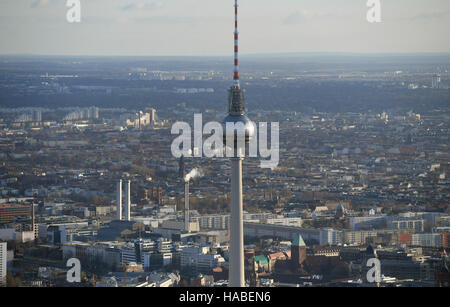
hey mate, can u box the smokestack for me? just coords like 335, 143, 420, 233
125, 180, 131, 221
183, 168, 202, 233
31, 203, 35, 240
117, 180, 123, 220
184, 181, 190, 233
184, 168, 203, 182
138, 111, 141, 130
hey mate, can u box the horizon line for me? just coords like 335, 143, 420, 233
2, 51, 450, 59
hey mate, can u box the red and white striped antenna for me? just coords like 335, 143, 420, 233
233, 0, 240, 90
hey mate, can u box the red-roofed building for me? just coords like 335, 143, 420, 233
399, 146, 416, 155
212, 267, 227, 281
268, 252, 288, 272
442, 233, 450, 249
399, 234, 413, 245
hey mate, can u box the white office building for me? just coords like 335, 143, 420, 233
412, 233, 441, 248
180, 246, 225, 274
194, 214, 230, 230
388, 218, 425, 232
244, 222, 321, 243
349, 215, 387, 230
121, 243, 137, 264
432, 74, 441, 89
320, 228, 343, 246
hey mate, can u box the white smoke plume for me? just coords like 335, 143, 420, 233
185, 168, 203, 182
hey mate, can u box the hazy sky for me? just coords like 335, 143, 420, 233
0, 0, 449, 56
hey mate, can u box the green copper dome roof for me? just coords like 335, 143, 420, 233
293, 234, 306, 247
254, 255, 268, 265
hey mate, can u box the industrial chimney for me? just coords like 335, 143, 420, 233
31, 203, 35, 240
184, 180, 190, 233
116, 180, 123, 220
125, 180, 131, 221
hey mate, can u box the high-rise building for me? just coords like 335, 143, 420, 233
432, 74, 441, 89
63, 107, 99, 121
0, 204, 31, 224
146, 108, 157, 124
89, 106, 100, 119
0, 242, 6, 287
32, 110, 42, 122
15, 113, 32, 123
46, 226, 67, 245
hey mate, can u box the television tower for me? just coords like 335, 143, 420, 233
222, 0, 255, 287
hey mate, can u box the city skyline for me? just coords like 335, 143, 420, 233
1, 0, 450, 56
0, 0, 449, 291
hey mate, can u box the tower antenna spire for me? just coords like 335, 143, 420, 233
233, 0, 240, 89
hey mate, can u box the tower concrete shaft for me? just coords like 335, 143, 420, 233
229, 157, 245, 287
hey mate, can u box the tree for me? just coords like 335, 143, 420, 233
121, 229, 134, 240
330, 262, 350, 278
81, 272, 89, 283
6, 273, 22, 287
91, 195, 111, 206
